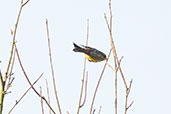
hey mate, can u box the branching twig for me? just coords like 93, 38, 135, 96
124, 79, 133, 114
15, 45, 56, 114
5, 47, 16, 92
108, 56, 123, 72
104, 13, 128, 90
89, 49, 112, 114
45, 19, 61, 114
4, 0, 29, 82
105, 1, 134, 114
105, 1, 119, 114
77, 19, 89, 114
0, 0, 30, 113
8, 74, 43, 114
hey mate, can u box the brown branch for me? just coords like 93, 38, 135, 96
105, 1, 119, 114
45, 79, 51, 114
0, 1, 30, 113
5, 47, 16, 92
77, 19, 89, 114
124, 79, 133, 114
104, 13, 128, 90
77, 57, 86, 114
40, 87, 44, 114
105, 1, 134, 114
4, 0, 29, 82
15, 45, 56, 114
89, 49, 112, 114
118, 56, 124, 65
80, 71, 88, 108
45, 19, 61, 114
8, 74, 43, 114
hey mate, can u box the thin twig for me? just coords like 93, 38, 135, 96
45, 79, 51, 114
80, 72, 88, 108
118, 56, 124, 65
108, 56, 123, 72
110, 1, 118, 114
85, 19, 89, 46
5, 47, 16, 92
40, 87, 44, 114
77, 19, 89, 114
107, 63, 114, 71
8, 74, 43, 114
15, 45, 56, 114
77, 57, 86, 114
45, 19, 61, 114
0, 71, 3, 86
127, 101, 134, 110
98, 106, 102, 114
124, 79, 133, 114
92, 109, 95, 114
89, 49, 112, 114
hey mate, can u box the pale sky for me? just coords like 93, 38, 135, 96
0, 0, 171, 114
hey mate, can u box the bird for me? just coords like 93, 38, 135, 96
73, 43, 107, 62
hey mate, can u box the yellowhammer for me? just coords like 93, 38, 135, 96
73, 43, 107, 62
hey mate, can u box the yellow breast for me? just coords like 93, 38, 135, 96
84, 54, 100, 62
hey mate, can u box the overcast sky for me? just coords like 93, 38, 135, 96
0, 0, 171, 114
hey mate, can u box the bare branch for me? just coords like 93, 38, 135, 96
45, 19, 61, 114
127, 101, 134, 110
104, 13, 128, 90
118, 56, 124, 65
105, 1, 119, 114
15, 45, 56, 114
0, 1, 30, 113
107, 63, 115, 71
80, 72, 88, 108
8, 74, 43, 114
89, 49, 112, 114
5, 48, 16, 92
124, 79, 133, 114
4, 0, 30, 82
21, 0, 30, 7
77, 19, 89, 114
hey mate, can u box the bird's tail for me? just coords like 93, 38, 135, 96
73, 43, 85, 52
